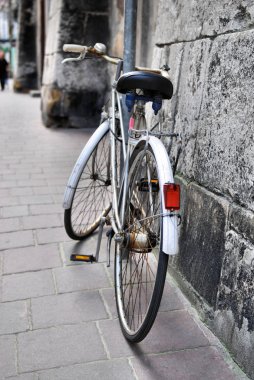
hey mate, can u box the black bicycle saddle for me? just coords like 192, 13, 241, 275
116, 71, 173, 99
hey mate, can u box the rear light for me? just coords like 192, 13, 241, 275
163, 183, 180, 210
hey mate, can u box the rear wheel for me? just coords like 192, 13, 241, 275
115, 141, 168, 342
64, 129, 113, 240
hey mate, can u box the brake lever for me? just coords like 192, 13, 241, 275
62, 50, 87, 64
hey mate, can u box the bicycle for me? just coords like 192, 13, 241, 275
62, 42, 181, 343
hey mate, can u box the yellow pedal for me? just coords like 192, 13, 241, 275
70, 254, 96, 263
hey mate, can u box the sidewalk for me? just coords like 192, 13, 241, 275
0, 91, 248, 380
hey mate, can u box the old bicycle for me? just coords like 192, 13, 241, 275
62, 42, 181, 343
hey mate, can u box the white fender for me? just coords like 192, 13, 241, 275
63, 120, 110, 209
139, 136, 179, 255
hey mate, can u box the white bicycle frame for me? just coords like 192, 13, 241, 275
110, 88, 179, 255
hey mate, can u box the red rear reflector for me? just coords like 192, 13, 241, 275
163, 183, 180, 210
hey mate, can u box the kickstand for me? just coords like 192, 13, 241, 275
106, 228, 115, 267
95, 217, 106, 262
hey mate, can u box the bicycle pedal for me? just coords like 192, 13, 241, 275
70, 254, 96, 263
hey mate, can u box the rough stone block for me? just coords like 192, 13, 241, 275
41, 1, 109, 128
213, 308, 254, 380
177, 182, 228, 307
155, 0, 254, 45
170, 38, 211, 177
149, 43, 184, 137
18, 323, 106, 372
217, 230, 254, 332
194, 31, 254, 210
48, 0, 61, 20
31, 290, 108, 328
42, 55, 57, 85
64, 0, 108, 13
229, 204, 254, 244
44, 11, 61, 55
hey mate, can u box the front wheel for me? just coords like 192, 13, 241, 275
114, 141, 169, 343
64, 125, 113, 240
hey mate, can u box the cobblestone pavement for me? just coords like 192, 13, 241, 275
0, 91, 249, 380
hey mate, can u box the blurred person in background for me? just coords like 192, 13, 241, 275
0, 51, 8, 91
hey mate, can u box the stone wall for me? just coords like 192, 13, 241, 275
150, 1, 254, 377
41, 0, 109, 128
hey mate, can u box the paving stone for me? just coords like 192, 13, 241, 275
1, 205, 29, 218
29, 204, 62, 215
21, 214, 62, 230
0, 196, 19, 207
2, 270, 55, 301
0, 335, 17, 378
54, 264, 111, 293
10, 187, 34, 196
31, 290, 108, 328
3, 173, 30, 180
0, 300, 29, 334
18, 323, 106, 372
98, 310, 209, 358
47, 177, 68, 186
100, 288, 117, 318
0, 189, 10, 196
0, 230, 34, 251
17, 179, 47, 187
0, 218, 21, 233
7, 374, 38, 380
159, 282, 186, 312
3, 244, 61, 274
32, 186, 58, 195
52, 194, 65, 204
0, 180, 16, 189
131, 346, 238, 380
39, 359, 135, 380
102, 278, 186, 318
19, 195, 54, 205
36, 227, 70, 244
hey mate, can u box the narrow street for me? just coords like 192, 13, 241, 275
0, 91, 246, 379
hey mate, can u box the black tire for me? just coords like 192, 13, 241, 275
114, 141, 168, 342
64, 128, 113, 240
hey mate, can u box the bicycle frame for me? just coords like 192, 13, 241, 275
108, 83, 178, 255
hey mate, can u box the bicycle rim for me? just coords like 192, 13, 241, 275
115, 142, 168, 342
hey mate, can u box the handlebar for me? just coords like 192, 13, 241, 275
62, 42, 169, 77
